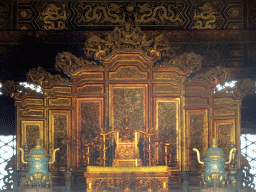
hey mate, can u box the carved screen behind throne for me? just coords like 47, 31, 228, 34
110, 84, 148, 132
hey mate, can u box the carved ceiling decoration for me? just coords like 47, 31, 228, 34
0, 0, 249, 30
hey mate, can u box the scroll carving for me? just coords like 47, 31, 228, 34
84, 22, 170, 60
55, 51, 102, 75
155, 52, 203, 73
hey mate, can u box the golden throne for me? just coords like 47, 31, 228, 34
84, 118, 170, 192
112, 117, 143, 167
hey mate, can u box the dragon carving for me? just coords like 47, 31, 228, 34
77, 3, 125, 24
1, 80, 42, 98
135, 3, 183, 24
84, 22, 171, 60
192, 3, 218, 29
26, 67, 69, 86
40, 4, 67, 30
187, 66, 231, 85
155, 52, 203, 72
55, 51, 102, 75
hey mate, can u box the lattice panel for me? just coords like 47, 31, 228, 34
241, 134, 256, 187
0, 135, 16, 190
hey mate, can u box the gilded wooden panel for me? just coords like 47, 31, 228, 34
215, 120, 235, 158
153, 72, 180, 80
186, 110, 208, 170
49, 111, 70, 170
213, 98, 235, 105
155, 98, 180, 169
20, 109, 44, 117
48, 97, 71, 106
78, 72, 104, 80
153, 84, 180, 94
185, 97, 208, 105
185, 86, 206, 93
21, 99, 44, 106
50, 87, 72, 94
21, 121, 44, 149
85, 172, 168, 192
77, 85, 104, 93
77, 98, 103, 167
214, 108, 235, 116
110, 84, 147, 131
109, 66, 147, 80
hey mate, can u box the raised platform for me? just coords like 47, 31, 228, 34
84, 166, 170, 192
86, 165, 169, 172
